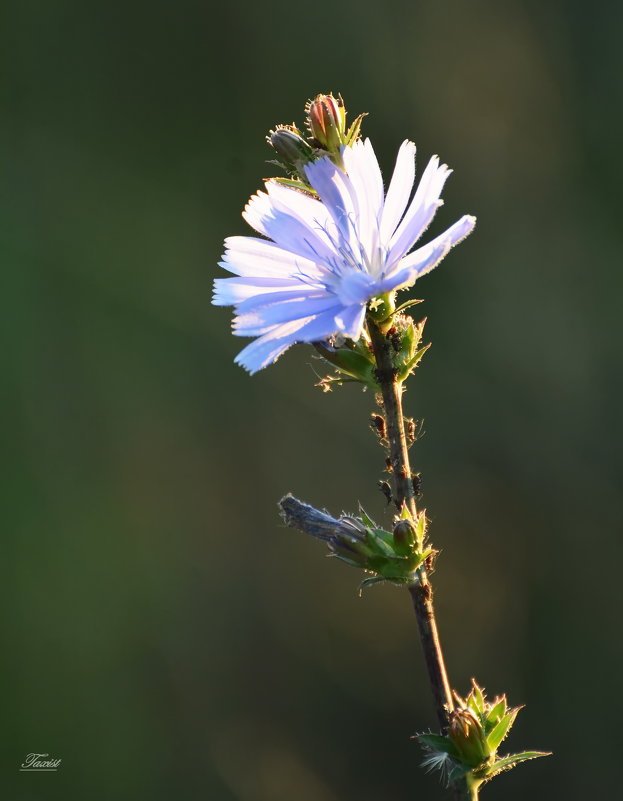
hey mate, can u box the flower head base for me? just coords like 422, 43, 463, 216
214, 134, 476, 373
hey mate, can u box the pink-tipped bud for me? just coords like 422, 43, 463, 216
307, 93, 346, 152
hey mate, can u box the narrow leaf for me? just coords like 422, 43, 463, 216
467, 693, 481, 717
486, 708, 519, 753
484, 751, 551, 781
358, 506, 376, 528
398, 344, 431, 381
358, 576, 386, 593
393, 297, 424, 316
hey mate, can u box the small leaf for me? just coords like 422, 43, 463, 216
417, 734, 459, 759
393, 297, 424, 316
486, 708, 519, 753
483, 751, 551, 781
485, 697, 507, 728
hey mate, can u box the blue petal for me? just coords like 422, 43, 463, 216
303, 156, 360, 250
213, 276, 310, 306
234, 294, 341, 336
243, 190, 336, 264
334, 304, 366, 340
233, 288, 330, 315
234, 311, 344, 373
379, 140, 416, 242
381, 215, 476, 292
341, 139, 385, 259
221, 236, 323, 279
386, 156, 452, 266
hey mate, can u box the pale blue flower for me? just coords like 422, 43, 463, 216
213, 139, 476, 373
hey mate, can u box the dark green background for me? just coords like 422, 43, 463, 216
3, 1, 621, 799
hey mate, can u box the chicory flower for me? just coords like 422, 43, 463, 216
213, 138, 475, 373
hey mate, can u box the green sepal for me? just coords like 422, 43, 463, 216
415, 511, 427, 548
327, 552, 365, 569
373, 547, 434, 581
372, 526, 395, 547
272, 176, 317, 194
397, 344, 431, 382
467, 694, 481, 717
470, 681, 486, 715
358, 575, 387, 592
485, 697, 507, 728
344, 113, 366, 145
313, 341, 378, 391
358, 506, 376, 529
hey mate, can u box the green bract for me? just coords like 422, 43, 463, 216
329, 504, 434, 590
418, 680, 550, 793
314, 310, 431, 392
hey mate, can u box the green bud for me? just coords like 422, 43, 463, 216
393, 519, 417, 555
449, 707, 489, 767
329, 517, 375, 567
267, 125, 314, 171
418, 681, 550, 790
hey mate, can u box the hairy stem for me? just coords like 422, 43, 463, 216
368, 318, 471, 800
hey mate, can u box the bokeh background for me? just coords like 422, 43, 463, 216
3, 1, 622, 798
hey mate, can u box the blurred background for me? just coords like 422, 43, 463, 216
2, 0, 622, 798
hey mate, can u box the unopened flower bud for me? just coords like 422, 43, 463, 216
393, 519, 417, 554
268, 126, 314, 170
449, 708, 489, 767
329, 518, 374, 568
307, 93, 346, 152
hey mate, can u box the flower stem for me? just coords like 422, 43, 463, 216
368, 318, 470, 800
449, 781, 479, 801
368, 318, 454, 731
